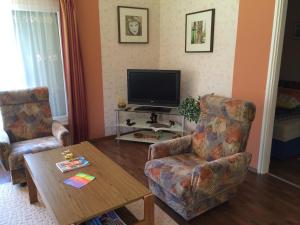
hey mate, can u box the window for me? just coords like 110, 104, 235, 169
0, 0, 67, 127
12, 10, 67, 120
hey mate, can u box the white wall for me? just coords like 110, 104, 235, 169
99, 0, 240, 135
99, 0, 160, 135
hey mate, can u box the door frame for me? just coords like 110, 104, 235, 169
257, 0, 288, 174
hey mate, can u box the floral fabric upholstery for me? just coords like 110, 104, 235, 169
146, 151, 251, 198
0, 87, 52, 143
192, 152, 251, 197
52, 120, 72, 146
199, 94, 255, 122
0, 87, 71, 184
149, 179, 237, 220
148, 135, 192, 160
145, 153, 206, 202
144, 95, 255, 220
9, 136, 62, 171
0, 131, 11, 170
192, 94, 255, 161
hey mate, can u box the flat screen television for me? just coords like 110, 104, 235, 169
127, 69, 181, 107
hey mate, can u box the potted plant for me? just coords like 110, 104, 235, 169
178, 96, 201, 123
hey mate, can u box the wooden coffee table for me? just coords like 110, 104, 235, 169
24, 141, 154, 225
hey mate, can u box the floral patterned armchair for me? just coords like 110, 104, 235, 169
144, 95, 256, 220
0, 87, 71, 184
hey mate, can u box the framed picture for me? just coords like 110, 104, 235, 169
185, 9, 215, 52
118, 6, 149, 44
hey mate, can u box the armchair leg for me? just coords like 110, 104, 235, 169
11, 168, 26, 185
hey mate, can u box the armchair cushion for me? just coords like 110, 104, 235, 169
52, 120, 71, 146
192, 152, 252, 198
148, 135, 192, 160
145, 153, 207, 202
0, 87, 49, 105
192, 95, 256, 161
0, 88, 53, 142
0, 130, 11, 170
200, 95, 256, 122
9, 136, 62, 170
145, 152, 251, 202
192, 117, 251, 161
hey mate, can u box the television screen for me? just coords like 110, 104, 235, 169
127, 69, 180, 107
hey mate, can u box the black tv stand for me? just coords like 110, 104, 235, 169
134, 106, 172, 113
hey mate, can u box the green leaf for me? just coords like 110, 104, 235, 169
178, 96, 201, 123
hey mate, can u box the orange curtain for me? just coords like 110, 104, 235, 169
59, 0, 88, 143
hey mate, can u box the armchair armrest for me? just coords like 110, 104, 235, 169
148, 135, 192, 160
0, 130, 11, 170
52, 120, 71, 146
191, 152, 252, 196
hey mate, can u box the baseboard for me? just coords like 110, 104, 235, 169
268, 173, 300, 190
89, 135, 116, 142
248, 166, 258, 173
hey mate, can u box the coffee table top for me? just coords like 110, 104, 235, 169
24, 141, 150, 225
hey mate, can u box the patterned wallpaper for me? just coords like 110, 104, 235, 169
160, 0, 239, 98
159, 0, 239, 130
99, 0, 160, 135
99, 0, 239, 135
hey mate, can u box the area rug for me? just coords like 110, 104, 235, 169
0, 183, 178, 225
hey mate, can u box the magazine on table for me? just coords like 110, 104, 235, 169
56, 156, 90, 173
85, 210, 126, 225
64, 172, 95, 189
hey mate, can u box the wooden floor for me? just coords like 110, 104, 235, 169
269, 157, 300, 187
1, 137, 300, 225
92, 137, 300, 225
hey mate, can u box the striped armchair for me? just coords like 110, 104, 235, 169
0, 87, 71, 184
145, 95, 256, 220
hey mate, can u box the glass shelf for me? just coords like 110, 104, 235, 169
115, 105, 185, 144
117, 118, 183, 133
115, 105, 180, 116
116, 131, 180, 144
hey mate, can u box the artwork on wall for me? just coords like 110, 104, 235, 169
118, 6, 149, 44
185, 9, 215, 52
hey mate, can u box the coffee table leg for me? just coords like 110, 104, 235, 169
143, 194, 154, 225
25, 165, 38, 204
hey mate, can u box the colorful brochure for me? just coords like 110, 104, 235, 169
64, 172, 95, 189
56, 156, 90, 173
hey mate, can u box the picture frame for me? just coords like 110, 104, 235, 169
117, 6, 149, 44
185, 9, 215, 53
